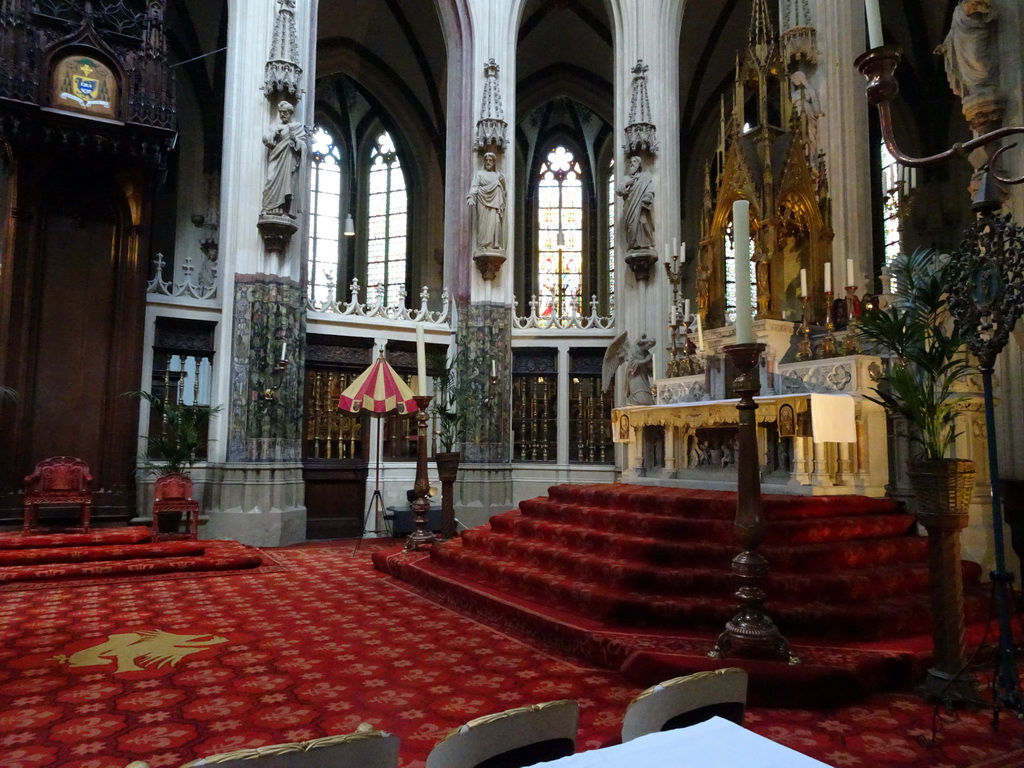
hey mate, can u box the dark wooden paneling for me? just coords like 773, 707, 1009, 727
303, 460, 368, 539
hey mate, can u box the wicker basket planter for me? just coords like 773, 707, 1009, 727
907, 458, 976, 527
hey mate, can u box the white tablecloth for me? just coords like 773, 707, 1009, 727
525, 716, 833, 768
809, 393, 857, 443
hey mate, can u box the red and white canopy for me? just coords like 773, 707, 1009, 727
338, 354, 419, 415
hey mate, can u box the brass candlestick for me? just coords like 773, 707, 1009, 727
710, 343, 798, 664
819, 290, 837, 357
795, 296, 813, 361
406, 394, 435, 551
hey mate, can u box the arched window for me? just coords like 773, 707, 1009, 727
308, 126, 342, 305
537, 146, 583, 317
880, 138, 913, 292
607, 159, 615, 310
724, 219, 757, 324
367, 131, 407, 306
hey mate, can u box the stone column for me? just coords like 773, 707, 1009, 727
202, 0, 317, 546
810, 0, 873, 292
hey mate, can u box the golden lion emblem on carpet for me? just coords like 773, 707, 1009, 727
53, 630, 228, 673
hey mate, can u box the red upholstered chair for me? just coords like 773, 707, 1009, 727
152, 473, 200, 540
23, 456, 94, 533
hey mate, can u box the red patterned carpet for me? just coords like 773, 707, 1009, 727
0, 539, 1022, 767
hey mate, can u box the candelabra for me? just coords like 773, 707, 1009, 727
795, 296, 813, 361
857, 43, 1024, 715
664, 247, 685, 312
710, 343, 799, 665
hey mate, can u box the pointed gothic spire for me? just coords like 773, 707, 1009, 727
624, 60, 658, 155
264, 0, 303, 103
475, 59, 507, 151
747, 0, 777, 69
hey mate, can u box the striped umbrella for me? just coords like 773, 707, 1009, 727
338, 353, 419, 415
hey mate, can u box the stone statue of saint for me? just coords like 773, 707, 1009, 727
262, 101, 307, 218
616, 155, 655, 253
467, 151, 506, 254
602, 331, 656, 406
936, 0, 1000, 103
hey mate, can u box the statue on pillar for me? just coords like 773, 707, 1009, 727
467, 151, 506, 256
617, 154, 655, 255
261, 100, 307, 218
936, 0, 1003, 131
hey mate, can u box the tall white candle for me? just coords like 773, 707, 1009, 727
864, 0, 883, 48
415, 324, 427, 396
681, 242, 686, 264
847, 258, 855, 288
684, 299, 691, 319
800, 268, 808, 298
696, 313, 705, 352
824, 262, 832, 294
732, 200, 753, 344
670, 306, 677, 326
280, 341, 287, 362
491, 358, 496, 378
672, 237, 678, 257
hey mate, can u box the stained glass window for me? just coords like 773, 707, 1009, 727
724, 219, 758, 324
881, 139, 903, 293
537, 146, 583, 318
367, 132, 407, 306
308, 126, 341, 305
607, 160, 615, 311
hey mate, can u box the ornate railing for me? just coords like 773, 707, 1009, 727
147, 253, 218, 300
308, 278, 451, 325
512, 295, 614, 331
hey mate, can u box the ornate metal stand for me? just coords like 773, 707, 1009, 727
946, 193, 1024, 719
710, 343, 799, 664
406, 395, 436, 551
857, 42, 1024, 715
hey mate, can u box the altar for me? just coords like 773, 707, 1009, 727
612, 354, 890, 496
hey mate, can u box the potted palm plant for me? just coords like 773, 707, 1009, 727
429, 349, 467, 539
855, 247, 977, 512
855, 246, 980, 701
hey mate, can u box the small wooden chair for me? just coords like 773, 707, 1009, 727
621, 667, 748, 743
425, 699, 579, 768
152, 472, 200, 540
23, 456, 94, 533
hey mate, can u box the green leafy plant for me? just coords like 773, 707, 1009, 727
129, 390, 221, 475
855, 247, 976, 460
428, 349, 467, 453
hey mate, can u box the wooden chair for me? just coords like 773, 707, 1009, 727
425, 699, 579, 768
22, 456, 93, 533
126, 725, 399, 768
152, 472, 200, 540
620, 667, 748, 743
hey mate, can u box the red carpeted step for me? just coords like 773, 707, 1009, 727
484, 511, 927, 571
0, 526, 152, 549
0, 539, 264, 584
544, 484, 903, 520
0, 541, 205, 566
451, 530, 934, 603
519, 498, 916, 543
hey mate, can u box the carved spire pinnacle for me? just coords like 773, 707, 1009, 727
264, 0, 302, 103
747, 0, 777, 69
475, 58, 507, 151
624, 60, 658, 155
